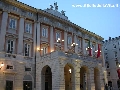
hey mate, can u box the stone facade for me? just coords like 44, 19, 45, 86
0, 0, 106, 90
103, 37, 120, 90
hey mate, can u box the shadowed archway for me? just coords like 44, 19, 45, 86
64, 63, 74, 90
41, 65, 52, 90
80, 66, 89, 90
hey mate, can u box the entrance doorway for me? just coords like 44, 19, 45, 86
80, 66, 88, 90
64, 64, 73, 90
41, 65, 52, 90
6, 80, 13, 90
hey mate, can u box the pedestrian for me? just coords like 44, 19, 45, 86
105, 84, 108, 90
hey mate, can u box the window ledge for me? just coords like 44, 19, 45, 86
3, 70, 17, 75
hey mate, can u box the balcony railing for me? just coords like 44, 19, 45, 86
40, 51, 103, 64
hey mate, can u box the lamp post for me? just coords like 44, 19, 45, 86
55, 38, 64, 51
71, 43, 78, 53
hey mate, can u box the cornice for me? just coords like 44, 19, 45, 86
3, 0, 104, 41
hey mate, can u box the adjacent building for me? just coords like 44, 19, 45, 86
103, 37, 120, 90
0, 0, 107, 90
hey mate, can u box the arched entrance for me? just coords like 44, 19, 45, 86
64, 64, 73, 90
80, 66, 88, 90
23, 75, 33, 90
41, 65, 52, 90
94, 68, 101, 90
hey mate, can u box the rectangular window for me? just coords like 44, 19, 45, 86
68, 36, 72, 45
107, 72, 110, 76
42, 47, 48, 55
25, 67, 31, 71
9, 18, 17, 29
12, 6, 18, 11
24, 43, 30, 57
56, 32, 61, 40
42, 28, 48, 38
25, 23, 32, 34
7, 40, 14, 53
113, 44, 116, 48
115, 52, 117, 57
6, 65, 13, 69
77, 39, 81, 47
28, 12, 33, 17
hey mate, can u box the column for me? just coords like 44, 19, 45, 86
64, 31, 67, 51
74, 64, 80, 90
101, 45, 105, 67
82, 38, 86, 55
74, 35, 78, 53
36, 22, 40, 58
89, 68, 95, 90
50, 26, 54, 52
52, 62, 65, 90
0, 11, 8, 51
17, 17, 24, 55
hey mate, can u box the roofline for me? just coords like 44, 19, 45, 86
4, 0, 104, 40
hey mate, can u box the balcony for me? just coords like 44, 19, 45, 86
0, 51, 34, 63
40, 51, 102, 64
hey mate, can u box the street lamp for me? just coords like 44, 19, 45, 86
56, 38, 64, 43
0, 62, 4, 70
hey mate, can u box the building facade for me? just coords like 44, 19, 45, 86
0, 0, 107, 90
103, 37, 120, 90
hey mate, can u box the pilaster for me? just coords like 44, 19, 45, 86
101, 45, 105, 67
64, 31, 67, 51
74, 63, 80, 90
82, 38, 86, 55
17, 17, 24, 55
90, 68, 95, 90
74, 34, 78, 53
0, 11, 8, 51
50, 26, 54, 52
36, 22, 40, 57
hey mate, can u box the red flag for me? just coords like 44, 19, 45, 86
97, 44, 101, 58
117, 69, 120, 79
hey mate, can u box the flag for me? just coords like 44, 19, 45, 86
88, 40, 92, 56
97, 44, 101, 58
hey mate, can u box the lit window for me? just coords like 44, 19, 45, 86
9, 18, 17, 29
7, 40, 14, 53
56, 32, 61, 40
68, 36, 72, 45
25, 23, 32, 34
42, 47, 48, 55
24, 43, 30, 57
42, 28, 48, 38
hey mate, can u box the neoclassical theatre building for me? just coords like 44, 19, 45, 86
0, 0, 107, 90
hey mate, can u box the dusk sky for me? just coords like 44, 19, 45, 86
18, 0, 120, 40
